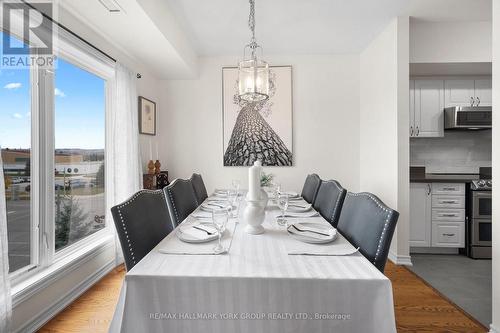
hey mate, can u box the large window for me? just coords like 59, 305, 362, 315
1, 28, 111, 278
54, 59, 105, 251
0, 32, 33, 273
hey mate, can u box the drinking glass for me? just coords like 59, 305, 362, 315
212, 209, 229, 254
277, 193, 289, 227
273, 184, 281, 203
232, 179, 241, 193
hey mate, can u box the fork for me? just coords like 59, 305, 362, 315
291, 224, 331, 237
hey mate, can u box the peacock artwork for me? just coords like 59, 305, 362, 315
222, 66, 293, 166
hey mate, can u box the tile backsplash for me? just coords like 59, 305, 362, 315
410, 130, 491, 174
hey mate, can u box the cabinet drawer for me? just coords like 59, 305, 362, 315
431, 222, 465, 247
432, 195, 465, 209
431, 183, 465, 195
432, 209, 465, 221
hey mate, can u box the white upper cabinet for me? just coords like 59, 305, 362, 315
444, 80, 475, 107
474, 79, 492, 106
445, 78, 492, 107
413, 79, 444, 137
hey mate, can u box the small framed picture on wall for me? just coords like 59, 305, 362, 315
139, 96, 156, 135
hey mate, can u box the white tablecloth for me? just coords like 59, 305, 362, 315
109, 203, 397, 333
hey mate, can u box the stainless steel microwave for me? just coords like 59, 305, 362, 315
444, 106, 492, 130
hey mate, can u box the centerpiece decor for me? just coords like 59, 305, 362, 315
243, 160, 268, 234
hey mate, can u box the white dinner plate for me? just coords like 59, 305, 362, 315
282, 191, 299, 199
176, 222, 221, 243
287, 222, 337, 244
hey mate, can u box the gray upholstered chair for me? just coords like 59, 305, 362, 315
336, 192, 399, 273
190, 173, 208, 204
111, 190, 174, 271
301, 174, 322, 203
313, 179, 347, 228
164, 178, 199, 227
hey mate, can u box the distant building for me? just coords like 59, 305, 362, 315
1, 149, 83, 164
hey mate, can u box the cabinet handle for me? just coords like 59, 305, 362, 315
427, 184, 431, 195
476, 97, 480, 106
470, 96, 474, 106
416, 126, 420, 136
441, 214, 457, 217
441, 200, 457, 204
410, 126, 414, 136
442, 187, 456, 191
443, 233, 455, 237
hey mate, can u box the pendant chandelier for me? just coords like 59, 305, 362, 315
238, 0, 270, 102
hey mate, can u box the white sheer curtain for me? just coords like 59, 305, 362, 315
107, 63, 142, 264
0, 146, 12, 332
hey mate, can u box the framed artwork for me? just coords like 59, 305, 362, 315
222, 65, 293, 166
139, 96, 156, 135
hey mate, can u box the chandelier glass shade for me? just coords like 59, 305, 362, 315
238, 0, 270, 102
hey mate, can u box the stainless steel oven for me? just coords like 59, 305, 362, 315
472, 191, 492, 219
469, 181, 492, 258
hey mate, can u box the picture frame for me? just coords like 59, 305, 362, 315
222, 65, 293, 166
139, 96, 156, 135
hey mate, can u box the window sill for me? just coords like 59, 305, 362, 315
11, 233, 115, 308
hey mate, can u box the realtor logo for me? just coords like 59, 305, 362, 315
1, 0, 56, 68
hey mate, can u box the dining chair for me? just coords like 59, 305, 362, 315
190, 173, 208, 204
111, 190, 174, 271
164, 178, 199, 226
301, 173, 322, 203
336, 192, 399, 273
312, 179, 347, 228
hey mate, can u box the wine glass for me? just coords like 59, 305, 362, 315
212, 209, 229, 254
231, 179, 241, 194
277, 193, 289, 227
273, 183, 281, 202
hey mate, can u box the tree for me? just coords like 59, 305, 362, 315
95, 163, 105, 187
55, 192, 89, 249
24, 158, 30, 176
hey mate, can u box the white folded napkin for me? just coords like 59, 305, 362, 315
286, 231, 359, 256
287, 203, 313, 213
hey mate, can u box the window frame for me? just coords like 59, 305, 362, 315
3, 11, 116, 289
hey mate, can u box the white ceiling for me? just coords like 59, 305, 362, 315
57, 0, 491, 79
165, 0, 492, 55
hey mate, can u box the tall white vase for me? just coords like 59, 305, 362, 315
243, 189, 268, 234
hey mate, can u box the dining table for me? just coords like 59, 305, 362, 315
109, 192, 397, 333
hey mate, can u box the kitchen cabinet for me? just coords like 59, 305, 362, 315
410, 183, 432, 247
444, 78, 492, 107
410, 182, 466, 250
410, 79, 444, 138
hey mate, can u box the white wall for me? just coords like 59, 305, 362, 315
491, 1, 499, 331
159, 55, 360, 194
360, 17, 411, 264
410, 20, 492, 63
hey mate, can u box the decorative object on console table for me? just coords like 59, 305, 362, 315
143, 174, 156, 190
154, 160, 161, 174
147, 160, 155, 175
139, 96, 156, 135
156, 171, 169, 189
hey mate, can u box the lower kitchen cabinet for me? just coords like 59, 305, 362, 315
410, 182, 466, 250
410, 183, 432, 247
431, 221, 465, 247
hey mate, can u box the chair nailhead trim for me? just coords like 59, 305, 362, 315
323, 180, 344, 223
116, 190, 164, 267
166, 179, 189, 225
346, 192, 392, 265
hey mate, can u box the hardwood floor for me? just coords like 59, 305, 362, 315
39, 262, 488, 333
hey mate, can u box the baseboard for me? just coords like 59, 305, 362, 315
490, 324, 499, 333
410, 247, 459, 254
15, 260, 116, 333
388, 251, 413, 266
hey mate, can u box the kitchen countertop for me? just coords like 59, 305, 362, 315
410, 167, 481, 183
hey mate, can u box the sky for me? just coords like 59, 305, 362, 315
0, 32, 105, 150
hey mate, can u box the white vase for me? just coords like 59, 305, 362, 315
243, 189, 269, 234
